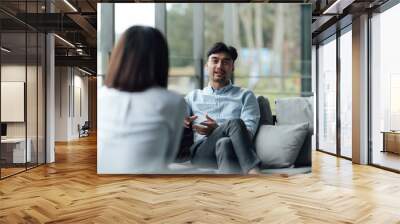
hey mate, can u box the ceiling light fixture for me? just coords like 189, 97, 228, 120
76, 48, 86, 56
78, 67, 93, 76
322, 0, 354, 15
63, 0, 78, 12
54, 34, 75, 48
1, 47, 11, 53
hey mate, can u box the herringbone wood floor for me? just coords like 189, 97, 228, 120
1, 134, 400, 223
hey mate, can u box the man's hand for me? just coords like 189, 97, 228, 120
192, 114, 218, 136
184, 115, 198, 128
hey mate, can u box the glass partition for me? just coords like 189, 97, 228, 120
38, 33, 45, 165
0, 1, 46, 179
27, 30, 38, 169
1, 30, 28, 177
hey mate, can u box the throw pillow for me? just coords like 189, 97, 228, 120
255, 122, 309, 168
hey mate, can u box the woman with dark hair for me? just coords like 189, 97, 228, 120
98, 26, 186, 174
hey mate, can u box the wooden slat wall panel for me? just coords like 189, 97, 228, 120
88, 77, 97, 131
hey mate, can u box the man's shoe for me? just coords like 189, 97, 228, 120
247, 167, 261, 175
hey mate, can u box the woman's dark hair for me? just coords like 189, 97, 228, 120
105, 26, 169, 92
206, 42, 238, 62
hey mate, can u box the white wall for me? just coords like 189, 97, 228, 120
75, 73, 89, 121
55, 66, 68, 141
1, 82, 25, 122
1, 66, 26, 130
55, 67, 89, 141
72, 72, 89, 138
1, 63, 46, 164
1, 65, 39, 137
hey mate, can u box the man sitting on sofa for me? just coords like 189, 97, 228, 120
183, 42, 261, 174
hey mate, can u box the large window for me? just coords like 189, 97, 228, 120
166, 3, 196, 94
203, 3, 224, 88
114, 3, 155, 42
317, 37, 337, 154
107, 3, 311, 104
203, 4, 224, 59
233, 4, 305, 112
316, 26, 353, 159
339, 29, 352, 158
371, 3, 400, 171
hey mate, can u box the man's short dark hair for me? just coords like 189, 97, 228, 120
207, 42, 238, 62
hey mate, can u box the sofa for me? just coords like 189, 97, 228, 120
256, 96, 313, 175
169, 96, 313, 175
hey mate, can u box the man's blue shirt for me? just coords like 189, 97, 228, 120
185, 82, 260, 142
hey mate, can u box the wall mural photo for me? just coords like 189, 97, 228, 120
97, 3, 313, 175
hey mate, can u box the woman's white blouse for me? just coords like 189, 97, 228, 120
98, 86, 186, 174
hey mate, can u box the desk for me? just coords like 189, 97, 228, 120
382, 131, 400, 154
1, 138, 31, 163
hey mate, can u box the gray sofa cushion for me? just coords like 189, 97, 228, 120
275, 97, 313, 133
275, 97, 313, 167
255, 122, 309, 168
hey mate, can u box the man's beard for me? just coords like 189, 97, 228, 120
212, 75, 229, 85
213, 76, 225, 83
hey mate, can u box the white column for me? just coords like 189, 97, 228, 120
46, 33, 55, 163
97, 3, 114, 87
352, 14, 369, 164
